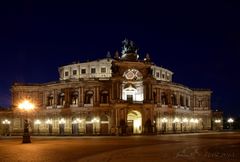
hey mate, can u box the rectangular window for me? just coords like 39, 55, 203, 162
91, 68, 96, 74
73, 70, 77, 75
81, 69, 86, 74
65, 71, 69, 77
156, 72, 160, 78
101, 67, 106, 73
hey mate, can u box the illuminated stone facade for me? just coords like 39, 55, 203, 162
0, 40, 213, 136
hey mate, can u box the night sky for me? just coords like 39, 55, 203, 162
0, 1, 240, 116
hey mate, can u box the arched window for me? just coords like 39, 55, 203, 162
161, 92, 168, 105
100, 90, 109, 104
71, 91, 79, 105
85, 91, 94, 104
180, 95, 184, 106
57, 92, 65, 105
171, 94, 177, 105
153, 92, 157, 104
47, 94, 54, 106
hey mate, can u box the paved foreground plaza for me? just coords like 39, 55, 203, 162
0, 132, 240, 162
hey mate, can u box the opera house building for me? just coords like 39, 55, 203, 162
0, 40, 214, 136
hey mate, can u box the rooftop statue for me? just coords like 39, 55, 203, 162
122, 39, 138, 54
121, 39, 139, 61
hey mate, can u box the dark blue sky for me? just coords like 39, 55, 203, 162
0, 1, 240, 116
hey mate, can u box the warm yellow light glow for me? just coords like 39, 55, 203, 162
2, 119, 11, 124
227, 118, 234, 123
214, 119, 221, 123
194, 119, 199, 123
182, 118, 188, 123
132, 118, 142, 134
135, 119, 141, 127
18, 100, 35, 111
34, 119, 41, 125
173, 118, 180, 123
59, 118, 66, 124
72, 118, 82, 124
127, 110, 142, 134
161, 118, 168, 123
91, 118, 99, 123
190, 118, 194, 123
45, 119, 52, 124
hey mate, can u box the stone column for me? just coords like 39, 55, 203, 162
111, 83, 114, 100
78, 87, 81, 107
109, 86, 112, 103
177, 92, 180, 106
156, 88, 160, 104
54, 89, 57, 108
149, 83, 152, 101
167, 90, 171, 106
64, 88, 70, 108
119, 84, 122, 100
96, 86, 99, 106
116, 82, 119, 100
159, 89, 162, 105
81, 87, 84, 106
144, 82, 147, 102
93, 87, 97, 106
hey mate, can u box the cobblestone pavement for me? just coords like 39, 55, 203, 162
0, 132, 240, 162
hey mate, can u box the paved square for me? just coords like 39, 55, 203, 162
0, 132, 240, 162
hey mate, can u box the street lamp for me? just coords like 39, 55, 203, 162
227, 118, 234, 130
214, 119, 221, 123
72, 118, 81, 135
91, 118, 99, 135
182, 118, 188, 132
214, 119, 221, 131
18, 100, 35, 143
34, 119, 41, 135
194, 119, 199, 132
59, 118, 66, 135
2, 119, 11, 136
190, 118, 195, 132
173, 118, 180, 133
161, 118, 168, 133
45, 119, 53, 135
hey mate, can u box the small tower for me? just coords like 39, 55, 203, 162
114, 51, 120, 60
106, 51, 111, 58
144, 53, 151, 63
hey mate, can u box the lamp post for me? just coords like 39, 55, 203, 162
45, 119, 53, 135
161, 118, 168, 133
182, 118, 188, 132
173, 118, 180, 133
59, 118, 66, 135
214, 119, 221, 131
190, 118, 194, 132
18, 100, 35, 143
2, 119, 11, 136
92, 118, 99, 135
194, 119, 199, 132
227, 118, 234, 130
72, 118, 81, 135
34, 119, 41, 135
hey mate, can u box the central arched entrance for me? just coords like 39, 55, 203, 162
127, 110, 142, 134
